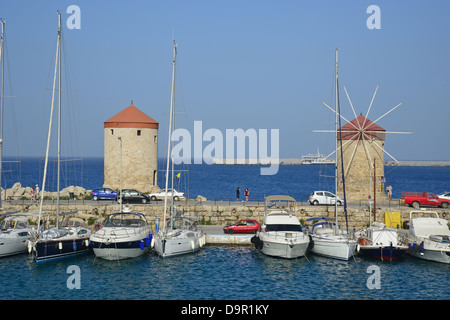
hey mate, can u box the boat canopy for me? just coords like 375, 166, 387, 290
265, 195, 296, 202
306, 216, 334, 222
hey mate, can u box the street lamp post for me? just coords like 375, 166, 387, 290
118, 136, 123, 212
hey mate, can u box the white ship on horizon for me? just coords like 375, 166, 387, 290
301, 149, 335, 165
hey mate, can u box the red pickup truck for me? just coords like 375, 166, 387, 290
400, 192, 450, 208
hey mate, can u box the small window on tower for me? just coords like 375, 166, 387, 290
111, 129, 114, 135
154, 135, 157, 143
137, 130, 141, 136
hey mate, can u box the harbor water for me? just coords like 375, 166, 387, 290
0, 157, 449, 301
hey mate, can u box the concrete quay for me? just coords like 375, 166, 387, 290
3, 199, 449, 231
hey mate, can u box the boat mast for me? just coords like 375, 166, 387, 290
163, 40, 177, 232
56, 11, 62, 228
38, 12, 60, 232
334, 49, 339, 233
0, 19, 5, 209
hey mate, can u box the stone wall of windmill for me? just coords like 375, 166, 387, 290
336, 113, 389, 202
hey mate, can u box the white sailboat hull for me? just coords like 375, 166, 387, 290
256, 232, 309, 259
310, 235, 357, 261
154, 231, 205, 258
0, 237, 29, 257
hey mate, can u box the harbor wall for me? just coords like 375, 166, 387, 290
4, 201, 450, 229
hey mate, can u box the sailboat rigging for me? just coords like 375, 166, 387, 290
153, 40, 205, 258
307, 49, 357, 261
29, 11, 91, 263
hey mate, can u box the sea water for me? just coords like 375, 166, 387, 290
0, 247, 449, 300
0, 158, 449, 301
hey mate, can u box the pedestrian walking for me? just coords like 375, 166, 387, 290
35, 184, 40, 201
244, 188, 249, 202
236, 187, 240, 202
29, 186, 35, 203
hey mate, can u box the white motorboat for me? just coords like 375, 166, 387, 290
251, 195, 309, 259
90, 209, 152, 261
307, 217, 357, 261
0, 212, 38, 257
406, 210, 450, 264
153, 41, 205, 258
356, 222, 408, 261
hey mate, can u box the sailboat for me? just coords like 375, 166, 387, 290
29, 12, 91, 263
153, 41, 205, 258
308, 49, 357, 261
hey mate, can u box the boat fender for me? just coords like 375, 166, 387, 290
150, 237, 155, 248
85, 239, 89, 247
140, 240, 145, 250
356, 244, 360, 252
145, 237, 150, 247
308, 235, 314, 250
59, 242, 63, 250
419, 242, 425, 255
73, 241, 77, 251
27, 240, 32, 253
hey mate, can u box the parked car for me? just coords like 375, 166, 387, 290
90, 188, 117, 201
437, 192, 450, 201
116, 189, 151, 204
148, 189, 185, 201
309, 191, 344, 206
223, 219, 261, 234
400, 192, 450, 208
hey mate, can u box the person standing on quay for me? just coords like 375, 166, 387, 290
245, 188, 249, 202
386, 184, 393, 199
35, 184, 40, 201
236, 187, 240, 202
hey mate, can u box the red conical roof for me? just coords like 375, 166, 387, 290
338, 113, 385, 140
104, 101, 159, 129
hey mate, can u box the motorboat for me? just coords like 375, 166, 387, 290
30, 212, 92, 263
307, 217, 357, 261
90, 209, 152, 261
0, 212, 38, 257
356, 222, 408, 261
405, 210, 450, 264
251, 195, 310, 259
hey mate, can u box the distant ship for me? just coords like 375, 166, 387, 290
302, 149, 335, 165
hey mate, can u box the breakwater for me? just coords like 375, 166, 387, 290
4, 200, 449, 229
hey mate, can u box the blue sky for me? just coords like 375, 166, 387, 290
1, 0, 450, 161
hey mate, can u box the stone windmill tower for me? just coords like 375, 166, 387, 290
336, 112, 387, 201
104, 101, 159, 193
319, 84, 408, 203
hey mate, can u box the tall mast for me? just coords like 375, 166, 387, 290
56, 11, 62, 228
0, 19, 5, 209
163, 40, 177, 232
38, 12, 60, 232
334, 49, 339, 232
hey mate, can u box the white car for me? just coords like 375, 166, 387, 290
309, 191, 344, 206
148, 189, 185, 201
437, 192, 450, 201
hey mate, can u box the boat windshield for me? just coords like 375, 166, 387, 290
266, 224, 303, 232
104, 214, 146, 228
